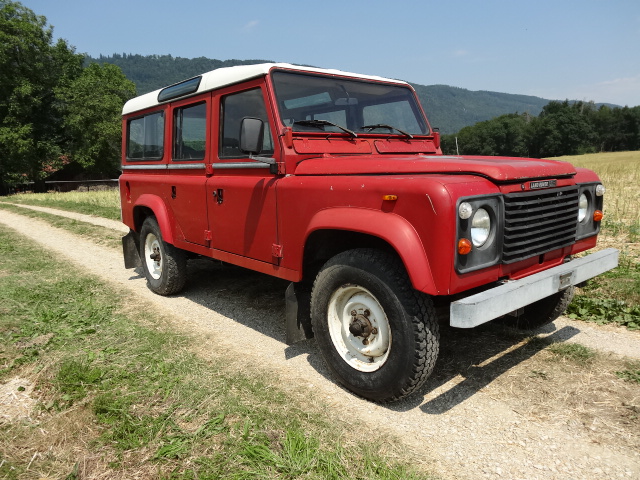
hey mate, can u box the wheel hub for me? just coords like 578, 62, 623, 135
348, 309, 379, 345
150, 248, 161, 262
327, 285, 391, 372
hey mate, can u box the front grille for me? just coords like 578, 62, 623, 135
502, 186, 579, 264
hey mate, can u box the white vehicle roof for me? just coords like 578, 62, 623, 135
122, 63, 408, 115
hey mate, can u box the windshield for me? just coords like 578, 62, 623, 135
271, 71, 429, 136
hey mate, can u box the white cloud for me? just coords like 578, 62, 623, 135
530, 74, 640, 107
452, 49, 469, 57
242, 20, 259, 32
594, 75, 640, 106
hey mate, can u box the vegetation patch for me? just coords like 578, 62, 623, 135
0, 202, 123, 249
0, 189, 121, 221
0, 227, 432, 479
616, 361, 640, 384
547, 342, 597, 364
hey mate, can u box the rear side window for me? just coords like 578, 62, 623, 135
127, 112, 164, 160
173, 102, 206, 160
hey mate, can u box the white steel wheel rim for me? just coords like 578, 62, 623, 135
144, 233, 162, 280
327, 284, 391, 372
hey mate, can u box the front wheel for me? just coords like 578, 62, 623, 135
311, 249, 439, 403
140, 217, 187, 295
505, 286, 575, 330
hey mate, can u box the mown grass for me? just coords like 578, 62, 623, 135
0, 227, 432, 480
0, 202, 123, 249
0, 187, 121, 220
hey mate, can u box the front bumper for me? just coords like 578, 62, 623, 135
450, 248, 619, 328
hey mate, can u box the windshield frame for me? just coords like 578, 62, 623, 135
269, 70, 431, 137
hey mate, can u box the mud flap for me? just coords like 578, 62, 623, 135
285, 282, 314, 345
122, 230, 142, 269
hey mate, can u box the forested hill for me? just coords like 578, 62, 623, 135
88, 54, 552, 134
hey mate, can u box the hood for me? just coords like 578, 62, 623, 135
293, 154, 577, 182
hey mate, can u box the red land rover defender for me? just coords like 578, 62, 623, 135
120, 63, 618, 402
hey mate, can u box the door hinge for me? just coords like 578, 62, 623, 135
272, 244, 283, 259
204, 230, 212, 246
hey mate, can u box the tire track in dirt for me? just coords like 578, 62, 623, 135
1, 206, 639, 480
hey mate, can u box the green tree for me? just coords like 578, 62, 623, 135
529, 101, 596, 157
60, 63, 136, 174
444, 113, 531, 157
0, 0, 83, 189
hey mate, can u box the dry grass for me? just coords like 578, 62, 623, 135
553, 151, 640, 249
493, 342, 639, 451
434, 325, 640, 454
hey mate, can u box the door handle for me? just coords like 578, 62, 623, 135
213, 188, 223, 204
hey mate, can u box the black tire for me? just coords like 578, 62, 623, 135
139, 217, 187, 295
506, 286, 575, 330
311, 249, 439, 403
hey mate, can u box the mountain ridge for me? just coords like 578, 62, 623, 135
88, 54, 614, 134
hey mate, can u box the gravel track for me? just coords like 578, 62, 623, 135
1, 205, 639, 480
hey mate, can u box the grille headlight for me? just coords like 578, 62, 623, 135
471, 208, 491, 247
578, 193, 589, 222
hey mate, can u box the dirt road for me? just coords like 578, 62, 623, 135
1, 206, 638, 480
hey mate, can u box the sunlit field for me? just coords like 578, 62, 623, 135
553, 151, 640, 246
1, 187, 121, 220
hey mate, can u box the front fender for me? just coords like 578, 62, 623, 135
306, 207, 438, 294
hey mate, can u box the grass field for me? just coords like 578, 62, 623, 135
556, 150, 640, 244
552, 151, 640, 328
0, 227, 431, 479
2, 188, 121, 220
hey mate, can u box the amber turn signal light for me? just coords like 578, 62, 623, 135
382, 195, 398, 201
458, 238, 472, 255
593, 210, 604, 222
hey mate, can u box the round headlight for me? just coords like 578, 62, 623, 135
458, 202, 473, 220
471, 208, 491, 247
595, 184, 605, 196
578, 193, 589, 222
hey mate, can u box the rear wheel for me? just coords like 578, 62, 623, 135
140, 217, 187, 295
311, 249, 439, 403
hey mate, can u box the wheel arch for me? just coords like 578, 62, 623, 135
132, 194, 175, 245
302, 208, 437, 294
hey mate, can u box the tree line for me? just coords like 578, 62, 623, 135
0, 1, 135, 193
441, 100, 640, 157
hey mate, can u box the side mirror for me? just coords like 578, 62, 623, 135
239, 117, 265, 155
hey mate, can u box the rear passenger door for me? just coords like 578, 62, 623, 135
206, 82, 279, 264
167, 98, 210, 246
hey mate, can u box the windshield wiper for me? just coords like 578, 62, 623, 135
360, 124, 414, 139
293, 119, 357, 138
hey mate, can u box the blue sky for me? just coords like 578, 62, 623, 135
23, 0, 640, 107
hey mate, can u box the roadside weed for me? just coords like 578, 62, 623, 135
616, 361, 640, 384
547, 343, 597, 364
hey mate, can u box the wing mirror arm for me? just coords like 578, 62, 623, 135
239, 117, 278, 173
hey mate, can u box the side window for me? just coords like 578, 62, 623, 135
127, 112, 164, 160
173, 102, 206, 160
220, 88, 274, 158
